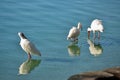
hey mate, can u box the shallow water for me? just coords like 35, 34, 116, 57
0, 0, 120, 80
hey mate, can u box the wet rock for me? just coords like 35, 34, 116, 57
68, 67, 120, 80
104, 67, 120, 79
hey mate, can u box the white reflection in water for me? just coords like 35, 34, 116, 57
67, 44, 80, 56
19, 59, 41, 75
87, 38, 103, 56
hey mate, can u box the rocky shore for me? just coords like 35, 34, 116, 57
68, 67, 120, 80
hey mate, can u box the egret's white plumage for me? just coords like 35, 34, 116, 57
67, 22, 82, 42
18, 32, 41, 59
87, 19, 104, 39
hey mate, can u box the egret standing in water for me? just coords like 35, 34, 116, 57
67, 22, 82, 42
87, 19, 104, 40
18, 32, 41, 59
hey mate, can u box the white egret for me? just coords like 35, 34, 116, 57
67, 22, 82, 42
18, 32, 41, 59
87, 19, 104, 40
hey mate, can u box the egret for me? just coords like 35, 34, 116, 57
87, 19, 104, 40
67, 22, 82, 42
18, 32, 41, 59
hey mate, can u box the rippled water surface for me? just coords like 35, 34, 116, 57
0, 0, 120, 80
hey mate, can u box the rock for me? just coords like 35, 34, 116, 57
104, 67, 120, 79
68, 67, 120, 80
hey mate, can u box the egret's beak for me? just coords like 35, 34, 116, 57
88, 31, 91, 38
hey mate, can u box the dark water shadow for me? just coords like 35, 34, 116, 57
18, 59, 41, 75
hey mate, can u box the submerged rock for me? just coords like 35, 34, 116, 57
68, 67, 120, 80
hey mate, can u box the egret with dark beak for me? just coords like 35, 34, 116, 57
18, 32, 41, 59
87, 19, 104, 40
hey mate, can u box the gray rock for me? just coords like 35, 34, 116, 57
104, 67, 120, 79
68, 67, 120, 80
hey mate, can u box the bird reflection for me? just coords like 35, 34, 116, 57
67, 44, 80, 56
87, 38, 103, 56
19, 59, 41, 75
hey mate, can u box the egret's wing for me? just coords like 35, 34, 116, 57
27, 41, 41, 56
68, 27, 78, 38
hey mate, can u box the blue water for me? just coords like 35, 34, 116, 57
0, 0, 120, 80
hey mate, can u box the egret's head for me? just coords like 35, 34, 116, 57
77, 22, 82, 30
18, 32, 27, 39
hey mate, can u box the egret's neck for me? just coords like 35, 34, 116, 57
19, 34, 27, 40
18, 32, 27, 40
77, 23, 82, 30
